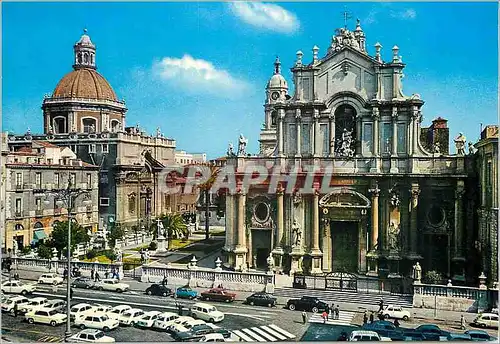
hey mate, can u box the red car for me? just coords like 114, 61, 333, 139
200, 288, 236, 303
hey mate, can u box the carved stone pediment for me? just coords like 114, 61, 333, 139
319, 187, 370, 208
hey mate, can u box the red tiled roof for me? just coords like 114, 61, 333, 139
33, 140, 60, 148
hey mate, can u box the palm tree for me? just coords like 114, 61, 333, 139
197, 164, 221, 240
159, 213, 188, 249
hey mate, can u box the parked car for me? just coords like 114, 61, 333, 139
25, 308, 67, 326
135, 310, 162, 328
176, 286, 198, 300
119, 308, 144, 326
245, 292, 277, 307
145, 284, 171, 297
92, 304, 113, 314
349, 330, 387, 341
286, 296, 329, 313
362, 321, 404, 341
68, 329, 115, 343
199, 333, 227, 342
152, 312, 179, 331
169, 323, 190, 335
1, 281, 36, 295
19, 297, 49, 314
379, 305, 411, 321
414, 324, 450, 340
200, 288, 236, 303
473, 313, 499, 329
38, 273, 64, 285
167, 316, 195, 332
402, 330, 426, 341
46, 299, 66, 313
72, 277, 95, 289
2, 295, 30, 314
95, 279, 129, 293
70, 303, 95, 321
106, 305, 132, 321
75, 313, 120, 331
189, 303, 224, 323
465, 330, 498, 341
172, 324, 231, 342
446, 333, 473, 341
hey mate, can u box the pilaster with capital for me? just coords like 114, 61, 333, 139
277, 109, 285, 156
224, 192, 235, 251
411, 107, 420, 156
275, 185, 285, 249
391, 107, 398, 157
236, 190, 247, 250
329, 112, 335, 157
409, 183, 421, 257
295, 109, 302, 157
372, 107, 380, 156
369, 184, 380, 251
312, 189, 321, 252
313, 109, 320, 157
454, 181, 465, 258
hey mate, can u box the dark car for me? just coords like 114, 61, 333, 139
200, 288, 236, 303
402, 330, 426, 341
286, 296, 329, 313
245, 292, 277, 307
145, 284, 172, 297
414, 324, 450, 340
71, 277, 95, 289
465, 330, 497, 341
363, 321, 405, 341
173, 324, 230, 342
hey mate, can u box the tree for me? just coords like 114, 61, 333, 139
107, 224, 125, 248
159, 213, 188, 249
197, 165, 221, 240
49, 220, 90, 259
424, 270, 443, 285
37, 244, 53, 260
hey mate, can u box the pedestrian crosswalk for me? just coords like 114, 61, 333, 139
308, 311, 356, 326
37, 335, 63, 342
231, 324, 296, 342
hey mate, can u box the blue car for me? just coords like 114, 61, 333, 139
176, 286, 197, 299
465, 330, 497, 342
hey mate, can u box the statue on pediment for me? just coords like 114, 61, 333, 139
454, 132, 466, 156
237, 134, 248, 156
227, 143, 235, 157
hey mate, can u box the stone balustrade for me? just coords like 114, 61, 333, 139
141, 265, 274, 293
413, 283, 490, 312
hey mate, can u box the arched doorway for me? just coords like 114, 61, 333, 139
334, 104, 357, 158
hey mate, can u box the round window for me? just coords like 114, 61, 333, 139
254, 202, 270, 223
427, 205, 445, 226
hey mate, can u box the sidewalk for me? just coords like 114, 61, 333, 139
7, 268, 481, 325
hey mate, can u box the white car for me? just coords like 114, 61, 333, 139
19, 297, 49, 314
135, 310, 162, 328
168, 315, 194, 331
1, 281, 36, 295
190, 303, 225, 323
2, 295, 30, 313
68, 329, 115, 343
95, 279, 129, 293
70, 303, 95, 320
75, 312, 120, 331
199, 333, 227, 342
183, 319, 207, 330
38, 273, 64, 285
169, 322, 190, 334
349, 330, 385, 341
474, 313, 499, 329
153, 312, 179, 331
106, 305, 131, 321
25, 308, 67, 326
380, 305, 411, 321
119, 308, 144, 326
92, 304, 113, 314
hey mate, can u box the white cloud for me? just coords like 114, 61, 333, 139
228, 2, 299, 33
152, 54, 250, 98
391, 8, 417, 20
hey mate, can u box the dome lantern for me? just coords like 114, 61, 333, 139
73, 28, 96, 70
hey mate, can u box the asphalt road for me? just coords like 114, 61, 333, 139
2, 285, 308, 342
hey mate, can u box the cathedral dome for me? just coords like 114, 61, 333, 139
267, 74, 288, 89
52, 68, 118, 101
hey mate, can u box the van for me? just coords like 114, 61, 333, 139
189, 303, 225, 323
349, 330, 383, 341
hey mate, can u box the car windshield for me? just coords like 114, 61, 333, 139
143, 315, 152, 320
123, 313, 132, 318
94, 332, 104, 339
49, 310, 58, 316
207, 307, 216, 312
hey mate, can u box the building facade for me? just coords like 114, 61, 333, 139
7, 30, 202, 234
2, 137, 99, 251
223, 22, 479, 284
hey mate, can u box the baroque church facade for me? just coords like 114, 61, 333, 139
223, 21, 482, 285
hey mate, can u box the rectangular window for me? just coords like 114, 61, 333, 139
362, 123, 373, 155
102, 144, 109, 153
16, 173, 22, 187
397, 123, 407, 154
320, 124, 329, 156
302, 78, 311, 101
287, 123, 297, 155
35, 172, 42, 189
89, 144, 96, 153
70, 173, 76, 187
86, 174, 92, 189
36, 198, 42, 211
380, 123, 392, 155
15, 199, 22, 213
54, 173, 59, 187
301, 123, 311, 155
100, 198, 110, 206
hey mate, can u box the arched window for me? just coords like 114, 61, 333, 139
34, 222, 43, 229
53, 117, 67, 133
90, 54, 94, 64
271, 111, 277, 126
128, 195, 136, 214
82, 118, 97, 133
84, 53, 88, 63
110, 120, 120, 132
15, 224, 24, 231
334, 104, 357, 158
77, 53, 82, 64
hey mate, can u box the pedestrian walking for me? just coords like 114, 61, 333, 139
394, 318, 400, 328
369, 312, 374, 323
328, 307, 333, 321
335, 305, 340, 320
301, 311, 307, 324
13, 302, 18, 317
63, 268, 68, 280
460, 315, 466, 330
162, 275, 168, 286
104, 270, 110, 279
378, 299, 384, 312
90, 269, 95, 281
95, 271, 100, 282
363, 311, 368, 325
322, 311, 328, 323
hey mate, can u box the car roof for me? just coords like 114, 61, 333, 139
204, 333, 224, 338
29, 297, 48, 302
480, 313, 498, 316
9, 296, 28, 300
159, 311, 178, 317
78, 329, 102, 335
112, 305, 131, 310
125, 308, 143, 313
36, 307, 59, 312
193, 302, 215, 308
465, 330, 489, 335
143, 310, 161, 315
351, 330, 380, 336
47, 299, 65, 304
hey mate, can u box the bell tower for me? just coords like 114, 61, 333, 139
73, 29, 96, 70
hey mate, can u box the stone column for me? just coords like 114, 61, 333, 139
276, 188, 284, 248
409, 183, 421, 257
392, 107, 398, 156
313, 109, 320, 157
234, 191, 248, 271
372, 108, 380, 156
322, 219, 331, 272
411, 107, 420, 156
369, 185, 380, 251
311, 189, 323, 274
356, 114, 362, 155
454, 181, 465, 258
295, 109, 302, 157
277, 109, 285, 156
329, 112, 335, 157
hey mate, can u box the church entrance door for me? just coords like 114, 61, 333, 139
331, 221, 358, 272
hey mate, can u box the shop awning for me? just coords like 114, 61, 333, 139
33, 230, 47, 242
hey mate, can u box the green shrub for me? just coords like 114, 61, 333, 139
148, 241, 158, 251
105, 251, 118, 262
85, 249, 98, 260
21, 246, 32, 255
424, 270, 443, 285
37, 244, 53, 260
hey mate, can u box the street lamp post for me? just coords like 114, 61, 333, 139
43, 179, 91, 339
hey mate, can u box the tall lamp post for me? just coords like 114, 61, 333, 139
42, 179, 91, 339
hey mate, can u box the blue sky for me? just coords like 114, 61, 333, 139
2, 2, 498, 158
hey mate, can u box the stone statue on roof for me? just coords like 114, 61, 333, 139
454, 132, 466, 156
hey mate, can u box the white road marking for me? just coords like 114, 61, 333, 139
268, 324, 296, 339
260, 325, 287, 341
231, 330, 254, 342
251, 326, 277, 341
242, 328, 266, 342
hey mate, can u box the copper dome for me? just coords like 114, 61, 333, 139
52, 68, 118, 101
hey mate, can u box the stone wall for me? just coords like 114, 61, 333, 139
413, 283, 489, 313
413, 294, 477, 312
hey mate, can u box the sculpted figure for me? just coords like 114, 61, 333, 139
412, 262, 422, 281
454, 132, 466, 156
237, 134, 248, 156
292, 220, 302, 247
227, 143, 235, 157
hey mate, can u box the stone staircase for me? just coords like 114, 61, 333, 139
273, 287, 414, 308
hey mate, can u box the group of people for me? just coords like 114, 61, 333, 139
63, 267, 82, 280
